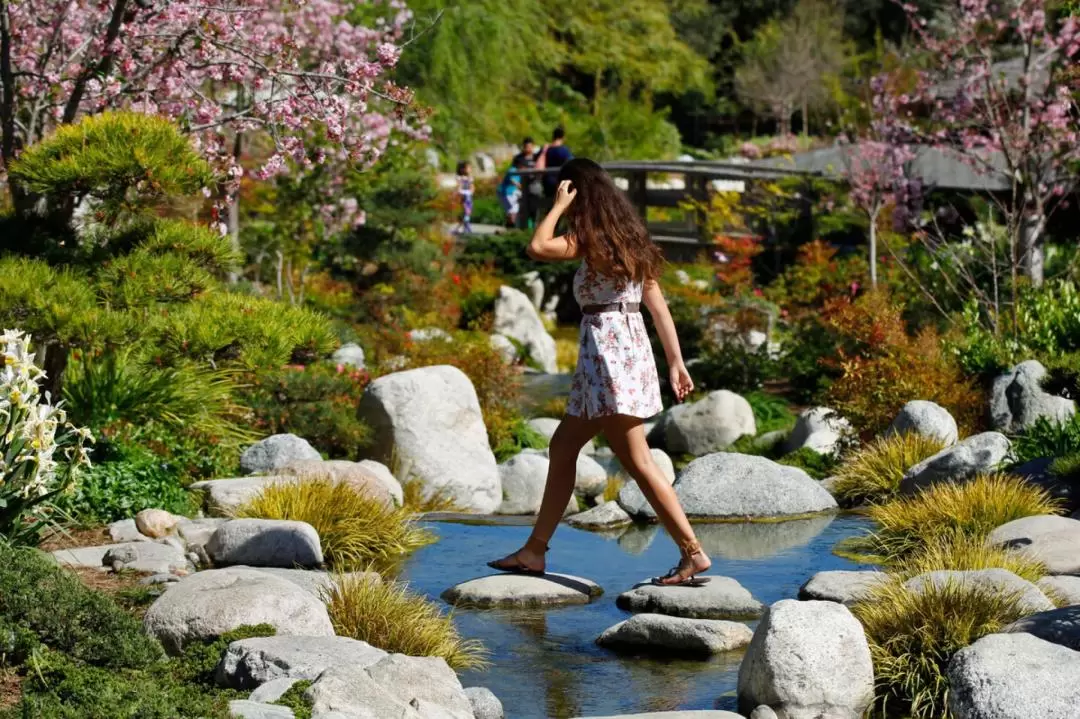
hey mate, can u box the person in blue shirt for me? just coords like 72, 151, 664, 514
535, 126, 572, 218
497, 156, 526, 228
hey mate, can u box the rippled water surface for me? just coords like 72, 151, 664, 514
400, 514, 875, 719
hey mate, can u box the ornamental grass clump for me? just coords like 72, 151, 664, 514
894, 530, 1046, 583
0, 330, 93, 545
323, 574, 487, 671
831, 433, 947, 506
860, 473, 1062, 563
235, 479, 434, 570
853, 579, 1031, 719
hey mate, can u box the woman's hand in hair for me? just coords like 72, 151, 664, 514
669, 362, 694, 403
554, 180, 577, 211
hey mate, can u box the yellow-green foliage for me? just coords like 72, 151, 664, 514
602, 476, 623, 504
9, 111, 213, 208
832, 434, 947, 505
323, 574, 487, 671
862, 473, 1062, 562
853, 579, 1032, 719
895, 530, 1046, 583
535, 396, 568, 419
235, 479, 434, 569
401, 477, 461, 513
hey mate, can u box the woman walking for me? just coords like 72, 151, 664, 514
488, 158, 711, 586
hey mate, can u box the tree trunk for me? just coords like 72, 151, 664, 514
227, 132, 243, 282
41, 341, 68, 402
1020, 210, 1045, 287
801, 97, 809, 138
869, 209, 879, 289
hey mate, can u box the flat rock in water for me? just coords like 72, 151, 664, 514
904, 569, 1055, 614
442, 573, 602, 608
567, 501, 632, 531
217, 635, 387, 688
948, 632, 1080, 719
188, 476, 297, 515
142, 567, 334, 655
638, 453, 836, 520
798, 570, 888, 606
571, 712, 745, 719
228, 699, 294, 719
206, 519, 323, 568
597, 613, 753, 656
616, 577, 764, 620
1003, 605, 1080, 651
1038, 576, 1080, 606
989, 515, 1080, 575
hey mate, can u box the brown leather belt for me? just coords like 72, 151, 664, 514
582, 302, 641, 314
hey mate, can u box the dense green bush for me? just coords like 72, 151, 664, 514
1011, 414, 1080, 465
778, 447, 839, 480
744, 391, 797, 435
242, 363, 372, 460
491, 417, 549, 463
776, 316, 843, 404
692, 338, 777, 394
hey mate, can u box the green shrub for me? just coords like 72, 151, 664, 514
831, 434, 948, 506
324, 574, 487, 671
693, 340, 778, 394
777, 316, 843, 404
859, 473, 1062, 563
1011, 414, 1080, 466
853, 579, 1032, 719
492, 417, 548, 463
744, 391, 797, 435
778, 447, 838, 480
235, 479, 434, 570
458, 289, 498, 329
242, 363, 372, 460
273, 680, 314, 719
0, 542, 163, 669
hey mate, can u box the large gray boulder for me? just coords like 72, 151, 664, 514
279, 459, 401, 507
782, 407, 851, 456
465, 687, 504, 719
231, 566, 379, 599
331, 342, 365, 369
1003, 606, 1080, 651
567, 500, 632, 531
493, 285, 557, 374
664, 390, 756, 456
305, 653, 473, 719
737, 599, 874, 719
522, 447, 608, 498
991, 360, 1075, 434
636, 453, 836, 521
442, 573, 602, 609
358, 365, 500, 513
1038, 576, 1080, 606
240, 434, 322, 475
206, 519, 323, 568
597, 613, 753, 657
900, 432, 1012, 494
217, 635, 386, 688
948, 632, 1080, 719
497, 452, 550, 515
142, 568, 334, 654
489, 333, 518, 364
520, 270, 545, 309
886, 400, 959, 445
188, 476, 296, 515
988, 515, 1080, 575
573, 713, 744, 719
904, 569, 1055, 614
798, 570, 888, 606
616, 577, 764, 620
615, 448, 676, 516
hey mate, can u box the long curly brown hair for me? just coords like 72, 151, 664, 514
558, 158, 663, 284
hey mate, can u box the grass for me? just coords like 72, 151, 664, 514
322, 574, 488, 671
852, 579, 1032, 719
744, 390, 797, 435
551, 326, 579, 373
893, 530, 1047, 583
831, 434, 948, 506
401, 477, 462, 513
602, 476, 623, 503
854, 473, 1062, 563
234, 479, 435, 570
535, 396, 568, 419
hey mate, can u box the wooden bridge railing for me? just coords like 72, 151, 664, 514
515, 161, 819, 262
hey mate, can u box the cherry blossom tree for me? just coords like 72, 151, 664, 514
0, 0, 426, 223
874, 0, 1080, 289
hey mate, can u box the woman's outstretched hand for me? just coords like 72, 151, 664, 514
669, 362, 694, 402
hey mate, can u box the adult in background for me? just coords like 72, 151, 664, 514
535, 126, 572, 219
514, 137, 541, 229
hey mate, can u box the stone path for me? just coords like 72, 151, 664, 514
442, 573, 602, 609
616, 577, 764, 620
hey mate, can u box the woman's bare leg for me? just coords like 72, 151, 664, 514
488, 414, 600, 573
601, 414, 711, 583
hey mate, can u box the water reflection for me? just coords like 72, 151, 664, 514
694, 514, 836, 560
617, 524, 658, 555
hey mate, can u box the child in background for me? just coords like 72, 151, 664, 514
455, 161, 473, 235
498, 156, 525, 228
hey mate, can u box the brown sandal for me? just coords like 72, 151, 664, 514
652, 537, 710, 586
487, 537, 549, 576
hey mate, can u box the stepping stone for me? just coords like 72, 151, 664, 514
597, 613, 753, 657
616, 577, 764, 620
571, 712, 745, 718
798, 570, 888, 606
1003, 605, 1080, 651
441, 573, 603, 609
567, 501, 632, 531
1038, 576, 1080, 606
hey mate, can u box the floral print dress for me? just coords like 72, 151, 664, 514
567, 263, 663, 419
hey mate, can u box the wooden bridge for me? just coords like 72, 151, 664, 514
516, 161, 817, 261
